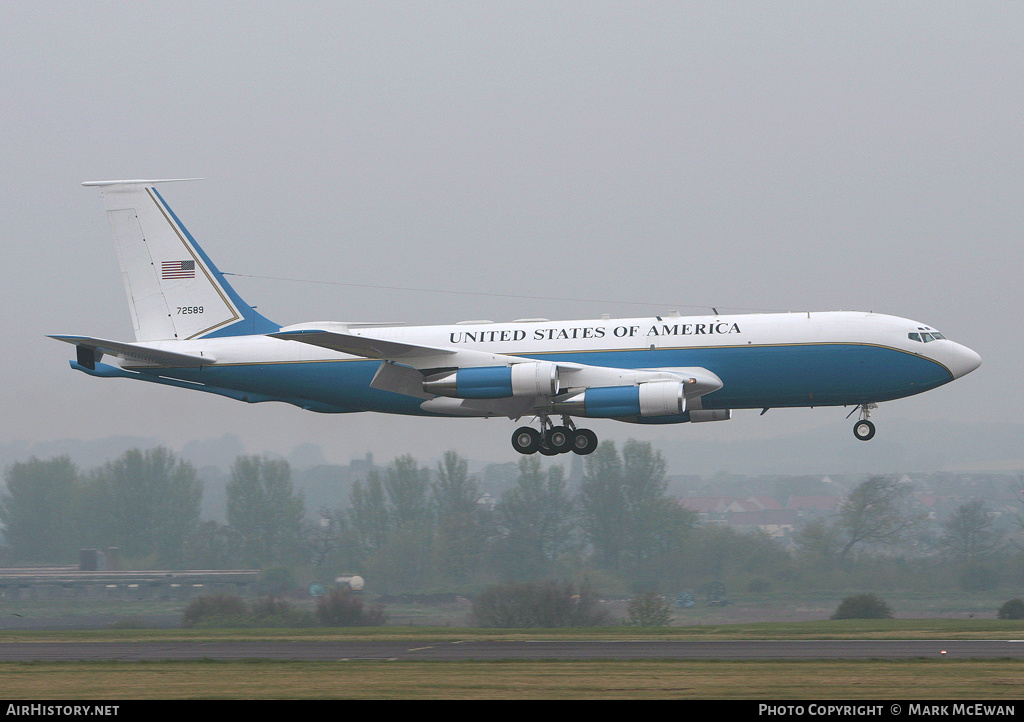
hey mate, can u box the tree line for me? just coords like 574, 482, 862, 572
338, 442, 703, 592
2, 442, 1022, 597
0, 449, 303, 570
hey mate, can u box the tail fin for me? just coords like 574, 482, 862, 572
83, 179, 279, 341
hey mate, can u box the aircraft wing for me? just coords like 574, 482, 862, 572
270, 329, 724, 413
268, 328, 515, 369
48, 335, 212, 368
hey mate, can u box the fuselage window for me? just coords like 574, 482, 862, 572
908, 333, 922, 342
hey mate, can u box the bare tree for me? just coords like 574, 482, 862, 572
792, 518, 843, 570
837, 476, 922, 559
940, 499, 1002, 561
1008, 471, 1024, 551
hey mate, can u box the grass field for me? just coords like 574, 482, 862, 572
1, 658, 1022, 699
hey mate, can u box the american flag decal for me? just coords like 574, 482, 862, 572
161, 260, 196, 279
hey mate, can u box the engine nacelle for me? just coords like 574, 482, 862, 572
423, 362, 559, 400
550, 381, 685, 418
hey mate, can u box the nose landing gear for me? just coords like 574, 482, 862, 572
850, 403, 878, 441
853, 418, 876, 441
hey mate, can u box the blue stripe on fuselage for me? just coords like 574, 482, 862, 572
137, 342, 952, 416
529, 343, 953, 409
748, 344, 949, 406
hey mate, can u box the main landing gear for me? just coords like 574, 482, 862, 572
512, 417, 599, 456
850, 403, 877, 441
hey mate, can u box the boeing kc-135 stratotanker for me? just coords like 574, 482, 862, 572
51, 179, 981, 455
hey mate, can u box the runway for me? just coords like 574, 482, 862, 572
2, 639, 1023, 662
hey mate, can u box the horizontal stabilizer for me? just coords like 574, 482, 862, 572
49, 335, 212, 367
82, 178, 205, 187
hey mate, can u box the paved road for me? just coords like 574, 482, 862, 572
2, 639, 1023, 662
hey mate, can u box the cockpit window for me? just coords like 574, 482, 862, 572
909, 329, 946, 343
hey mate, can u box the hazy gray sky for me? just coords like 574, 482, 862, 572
2, 2, 1020, 470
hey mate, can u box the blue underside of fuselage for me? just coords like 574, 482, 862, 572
134, 343, 953, 420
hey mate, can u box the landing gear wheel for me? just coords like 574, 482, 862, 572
853, 419, 876, 441
570, 428, 599, 455
511, 427, 541, 455
545, 426, 574, 454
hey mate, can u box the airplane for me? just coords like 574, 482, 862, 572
51, 179, 982, 456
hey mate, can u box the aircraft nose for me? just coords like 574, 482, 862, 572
948, 343, 982, 379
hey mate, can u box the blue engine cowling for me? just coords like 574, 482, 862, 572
423, 363, 559, 400
551, 381, 686, 418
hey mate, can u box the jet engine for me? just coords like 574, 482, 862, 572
550, 380, 686, 418
423, 362, 559, 399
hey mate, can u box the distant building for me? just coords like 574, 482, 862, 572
349, 452, 375, 476
726, 509, 799, 541
786, 495, 843, 518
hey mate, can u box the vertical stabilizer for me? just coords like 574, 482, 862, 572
83, 180, 279, 341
